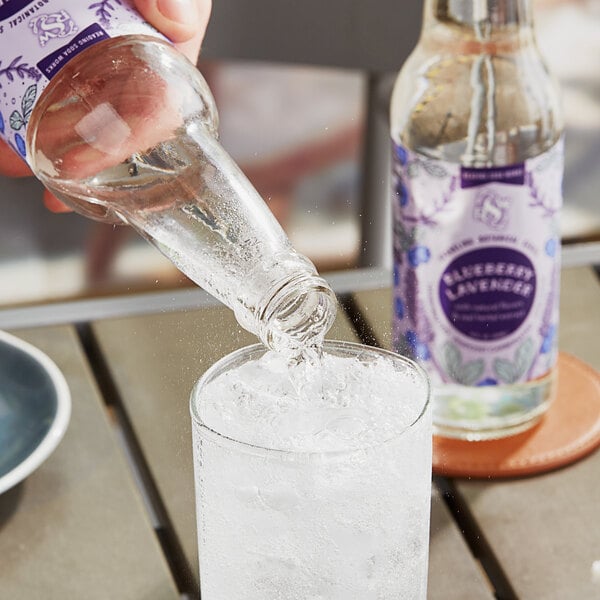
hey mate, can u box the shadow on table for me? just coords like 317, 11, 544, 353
0, 483, 25, 531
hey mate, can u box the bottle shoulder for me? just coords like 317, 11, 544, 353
390, 38, 563, 164
26, 35, 219, 222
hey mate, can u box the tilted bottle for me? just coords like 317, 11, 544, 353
390, 0, 563, 439
0, 1, 336, 353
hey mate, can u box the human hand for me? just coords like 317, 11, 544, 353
0, 0, 212, 212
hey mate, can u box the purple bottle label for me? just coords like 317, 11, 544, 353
392, 140, 563, 387
0, 0, 164, 163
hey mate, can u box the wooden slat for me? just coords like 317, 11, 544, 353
93, 302, 492, 597
556, 266, 600, 369
354, 267, 600, 599
0, 326, 178, 600
458, 452, 600, 599
428, 489, 495, 599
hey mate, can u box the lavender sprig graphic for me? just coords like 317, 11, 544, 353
526, 260, 559, 379
89, 0, 123, 26
402, 176, 458, 227
0, 57, 41, 88
406, 157, 449, 179
526, 171, 558, 218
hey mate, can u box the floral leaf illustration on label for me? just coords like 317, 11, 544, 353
0, 57, 41, 88
407, 161, 420, 178
9, 111, 24, 131
514, 338, 535, 376
443, 342, 484, 386
402, 176, 458, 228
460, 360, 485, 387
422, 161, 448, 178
22, 85, 38, 121
9, 85, 37, 132
493, 358, 517, 384
89, 0, 123, 26
526, 171, 558, 218
493, 338, 534, 383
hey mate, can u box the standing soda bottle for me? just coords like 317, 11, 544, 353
0, 1, 336, 354
391, 0, 563, 439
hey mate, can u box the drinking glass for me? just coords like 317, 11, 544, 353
190, 340, 432, 599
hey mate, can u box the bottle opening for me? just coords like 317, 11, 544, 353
258, 272, 337, 356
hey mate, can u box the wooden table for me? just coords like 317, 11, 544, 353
1, 267, 598, 599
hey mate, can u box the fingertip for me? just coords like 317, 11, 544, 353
135, 0, 210, 46
43, 189, 72, 213
0, 140, 32, 177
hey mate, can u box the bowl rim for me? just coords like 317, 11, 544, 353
0, 330, 71, 495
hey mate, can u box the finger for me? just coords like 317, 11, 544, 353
134, 0, 211, 62
34, 49, 182, 180
0, 139, 32, 177
174, 31, 205, 64
43, 188, 71, 213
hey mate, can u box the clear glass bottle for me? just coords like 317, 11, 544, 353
0, 6, 336, 354
390, 0, 564, 439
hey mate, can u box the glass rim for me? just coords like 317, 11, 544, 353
189, 340, 430, 459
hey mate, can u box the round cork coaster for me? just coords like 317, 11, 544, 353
432, 352, 600, 478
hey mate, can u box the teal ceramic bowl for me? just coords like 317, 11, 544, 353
0, 330, 71, 494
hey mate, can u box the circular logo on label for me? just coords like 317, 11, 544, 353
439, 247, 536, 341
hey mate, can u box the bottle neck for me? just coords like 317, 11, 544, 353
420, 0, 536, 54
425, 0, 532, 29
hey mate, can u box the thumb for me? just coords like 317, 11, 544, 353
134, 0, 211, 62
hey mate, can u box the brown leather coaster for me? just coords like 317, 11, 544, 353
432, 352, 600, 478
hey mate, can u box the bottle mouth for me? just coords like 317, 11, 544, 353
258, 272, 337, 355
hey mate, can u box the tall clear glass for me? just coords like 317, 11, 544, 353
190, 341, 432, 599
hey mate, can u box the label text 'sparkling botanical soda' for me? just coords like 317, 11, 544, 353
390, 0, 563, 439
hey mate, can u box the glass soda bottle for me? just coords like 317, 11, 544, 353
390, 0, 563, 439
0, 1, 336, 354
